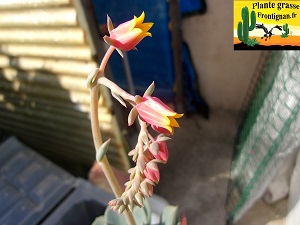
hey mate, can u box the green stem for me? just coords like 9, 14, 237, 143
89, 46, 136, 225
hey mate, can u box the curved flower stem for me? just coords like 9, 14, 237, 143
89, 46, 136, 225
100, 46, 115, 72
98, 77, 135, 103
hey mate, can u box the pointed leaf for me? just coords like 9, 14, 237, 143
116, 48, 124, 58
111, 91, 127, 108
96, 139, 111, 162
156, 135, 171, 142
86, 68, 99, 88
150, 142, 159, 155
107, 14, 114, 33
139, 131, 149, 145
143, 82, 155, 96
128, 107, 138, 126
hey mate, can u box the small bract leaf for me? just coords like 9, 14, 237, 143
156, 136, 171, 142
128, 149, 135, 156
133, 146, 139, 161
123, 196, 130, 205
135, 192, 144, 206
86, 68, 99, 88
149, 142, 159, 155
118, 205, 126, 215
116, 48, 124, 58
111, 91, 127, 108
128, 107, 138, 126
128, 202, 134, 212
137, 157, 146, 172
143, 81, 155, 96
133, 176, 141, 191
139, 131, 149, 145
107, 14, 114, 33
96, 139, 111, 162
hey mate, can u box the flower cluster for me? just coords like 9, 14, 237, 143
108, 83, 182, 213
95, 12, 183, 214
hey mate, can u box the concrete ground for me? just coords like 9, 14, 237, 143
89, 109, 288, 225
155, 110, 288, 225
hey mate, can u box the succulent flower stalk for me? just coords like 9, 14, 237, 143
88, 11, 184, 222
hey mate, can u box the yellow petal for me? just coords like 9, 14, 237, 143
169, 117, 180, 128
164, 125, 173, 133
174, 113, 184, 118
137, 22, 154, 33
136, 11, 145, 26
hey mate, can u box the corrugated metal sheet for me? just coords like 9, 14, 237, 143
0, 0, 130, 171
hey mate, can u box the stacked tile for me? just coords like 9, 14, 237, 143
0, 0, 129, 171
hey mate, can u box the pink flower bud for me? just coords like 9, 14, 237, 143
149, 140, 169, 163
104, 12, 153, 51
135, 95, 183, 135
144, 161, 160, 184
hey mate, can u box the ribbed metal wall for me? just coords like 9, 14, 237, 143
0, 0, 130, 171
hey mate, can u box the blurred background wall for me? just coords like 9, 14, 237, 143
182, 0, 261, 111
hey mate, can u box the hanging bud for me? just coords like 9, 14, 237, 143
135, 192, 144, 206
144, 161, 160, 184
149, 139, 169, 163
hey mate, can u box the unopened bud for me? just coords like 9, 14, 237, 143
144, 161, 160, 184
128, 202, 134, 212
135, 192, 144, 206
118, 205, 126, 214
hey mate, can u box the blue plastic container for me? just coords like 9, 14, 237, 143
0, 137, 111, 225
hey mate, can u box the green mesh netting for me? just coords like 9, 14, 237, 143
226, 51, 300, 224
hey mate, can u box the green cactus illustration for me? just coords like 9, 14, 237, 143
281, 23, 289, 38
237, 6, 256, 44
